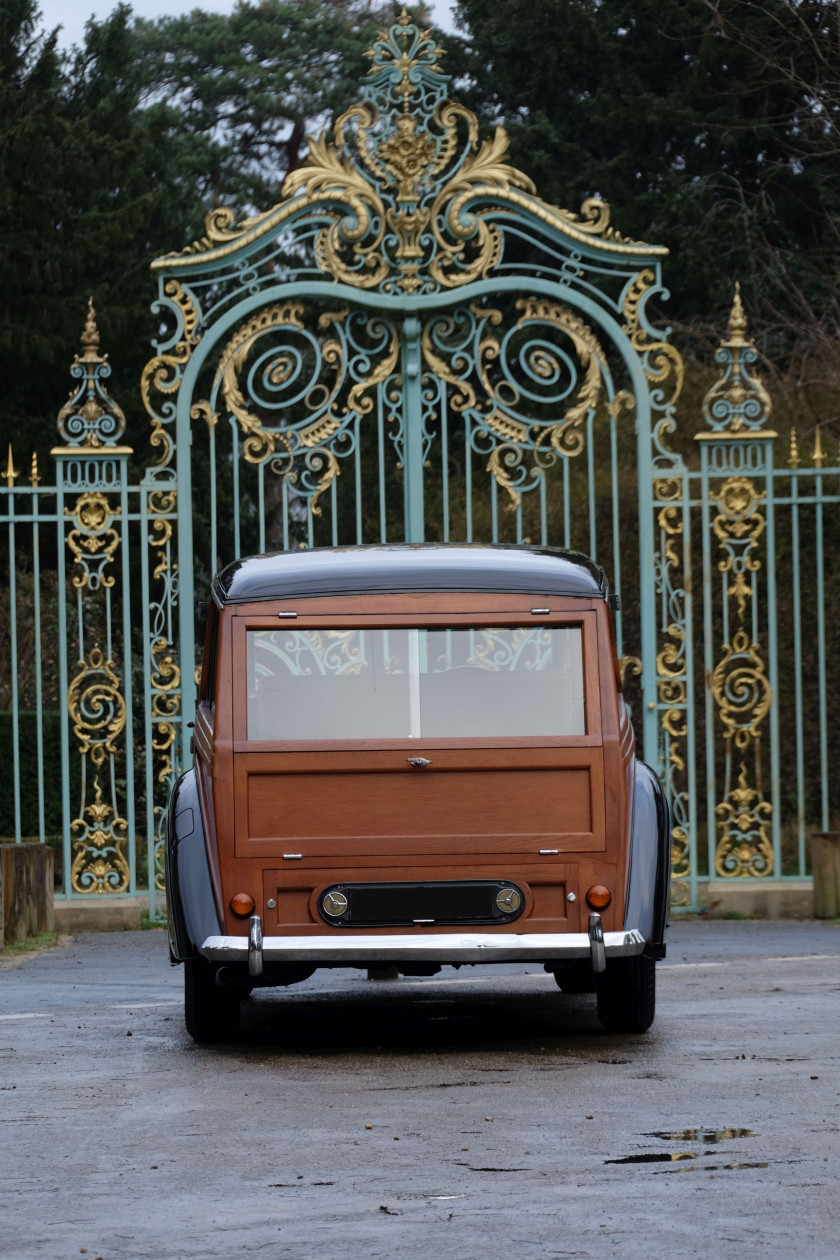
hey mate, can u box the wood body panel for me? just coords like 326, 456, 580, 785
236, 751, 604, 858
262, 861, 581, 935
206, 590, 631, 940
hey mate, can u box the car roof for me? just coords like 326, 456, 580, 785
212, 544, 607, 605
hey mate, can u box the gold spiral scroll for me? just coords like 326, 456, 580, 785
67, 646, 127, 768
710, 475, 774, 877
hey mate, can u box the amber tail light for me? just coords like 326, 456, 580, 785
230, 892, 256, 918
585, 885, 611, 910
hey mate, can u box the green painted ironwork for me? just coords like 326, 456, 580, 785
140, 14, 684, 917
3, 13, 833, 913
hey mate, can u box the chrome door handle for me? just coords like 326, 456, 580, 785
406, 757, 432, 768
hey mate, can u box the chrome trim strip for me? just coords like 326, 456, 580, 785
200, 928, 646, 965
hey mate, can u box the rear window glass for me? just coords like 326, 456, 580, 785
246, 626, 585, 740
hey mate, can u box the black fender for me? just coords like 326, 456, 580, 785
165, 770, 222, 963
624, 761, 671, 958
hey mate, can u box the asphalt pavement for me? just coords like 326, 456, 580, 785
1, 919, 838, 1260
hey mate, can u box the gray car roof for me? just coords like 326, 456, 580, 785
212, 544, 607, 605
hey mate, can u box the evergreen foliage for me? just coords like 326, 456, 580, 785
450, 0, 840, 362
0, 0, 838, 451
0, 0, 397, 460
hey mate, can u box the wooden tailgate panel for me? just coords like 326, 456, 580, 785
235, 753, 605, 859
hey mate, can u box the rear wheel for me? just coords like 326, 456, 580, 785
595, 955, 655, 1033
549, 963, 595, 994
184, 958, 241, 1043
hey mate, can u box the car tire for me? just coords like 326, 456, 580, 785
595, 955, 655, 1033
550, 964, 595, 994
184, 958, 241, 1043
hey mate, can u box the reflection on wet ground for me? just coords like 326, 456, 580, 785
606, 1127, 760, 1168
646, 1128, 754, 1143
605, 1153, 697, 1164
654, 1163, 771, 1173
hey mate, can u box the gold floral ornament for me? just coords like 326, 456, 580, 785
156, 10, 663, 296
54, 299, 129, 451
712, 476, 765, 619
701, 283, 773, 435
653, 471, 692, 906
714, 764, 773, 878
71, 776, 130, 894
65, 491, 120, 590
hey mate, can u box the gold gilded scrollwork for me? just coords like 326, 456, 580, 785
711, 629, 771, 750
68, 646, 127, 768
70, 777, 130, 895
704, 305, 775, 877
622, 269, 684, 408
215, 302, 305, 463
711, 477, 765, 620
65, 492, 121, 590
619, 655, 642, 688
141, 280, 201, 468
425, 297, 608, 509
653, 469, 692, 907
715, 765, 773, 877
159, 12, 662, 289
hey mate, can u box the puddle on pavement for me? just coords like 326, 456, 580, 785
654, 1162, 770, 1174
646, 1128, 754, 1143
607, 1130, 757, 1166
605, 1152, 697, 1164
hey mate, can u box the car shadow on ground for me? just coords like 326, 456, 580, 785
206, 978, 651, 1056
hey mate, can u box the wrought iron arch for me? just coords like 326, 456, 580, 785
141, 8, 684, 887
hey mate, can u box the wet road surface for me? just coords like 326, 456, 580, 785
1, 919, 838, 1259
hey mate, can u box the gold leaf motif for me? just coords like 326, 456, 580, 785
619, 655, 642, 688
622, 269, 684, 407
65, 492, 121, 590
140, 281, 201, 468
714, 763, 773, 878
655, 624, 685, 682
70, 776, 130, 895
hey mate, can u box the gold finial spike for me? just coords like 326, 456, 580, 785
727, 281, 748, 346
813, 424, 825, 468
81, 296, 101, 358
788, 428, 800, 468
29, 452, 40, 487
2, 443, 18, 487
398, 6, 411, 25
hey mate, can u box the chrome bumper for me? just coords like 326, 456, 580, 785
201, 916, 645, 970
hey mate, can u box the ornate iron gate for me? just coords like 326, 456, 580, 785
140, 12, 682, 906
7, 12, 826, 917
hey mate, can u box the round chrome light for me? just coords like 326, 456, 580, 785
495, 887, 522, 914
322, 890, 349, 918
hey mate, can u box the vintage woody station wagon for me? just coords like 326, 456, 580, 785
166, 544, 670, 1041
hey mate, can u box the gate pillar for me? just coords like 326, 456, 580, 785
51, 301, 136, 897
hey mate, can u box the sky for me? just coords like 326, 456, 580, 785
39, 0, 457, 49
